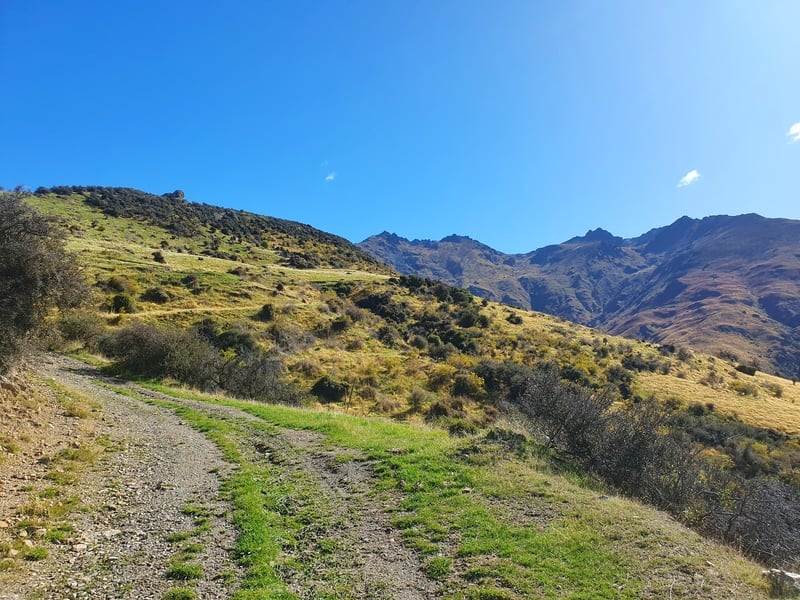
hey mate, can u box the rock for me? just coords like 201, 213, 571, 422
71, 543, 88, 552
102, 529, 122, 539
0, 519, 9, 528
764, 569, 800, 594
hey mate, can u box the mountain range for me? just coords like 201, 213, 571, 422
360, 214, 800, 378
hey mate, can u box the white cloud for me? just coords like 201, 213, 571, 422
325, 172, 336, 182
787, 121, 800, 143
677, 169, 700, 188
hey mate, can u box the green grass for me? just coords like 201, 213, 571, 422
114, 377, 772, 597
53, 368, 770, 598
424, 556, 452, 579
165, 561, 203, 581
22, 546, 49, 561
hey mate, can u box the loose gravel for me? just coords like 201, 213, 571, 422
2, 354, 439, 599
1, 354, 242, 599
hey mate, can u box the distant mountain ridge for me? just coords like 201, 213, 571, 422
360, 214, 800, 377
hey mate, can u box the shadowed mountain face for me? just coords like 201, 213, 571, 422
360, 215, 800, 377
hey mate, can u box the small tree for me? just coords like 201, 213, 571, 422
0, 192, 87, 373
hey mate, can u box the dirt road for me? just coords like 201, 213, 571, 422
1, 355, 437, 599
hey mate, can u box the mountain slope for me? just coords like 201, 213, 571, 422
359, 214, 800, 377
36, 186, 393, 273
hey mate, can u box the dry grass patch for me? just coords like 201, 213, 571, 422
638, 371, 800, 435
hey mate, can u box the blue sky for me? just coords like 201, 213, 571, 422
2, 1, 799, 253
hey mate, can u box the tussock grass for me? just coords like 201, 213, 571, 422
638, 367, 800, 435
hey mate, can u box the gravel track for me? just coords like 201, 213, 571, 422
2, 354, 242, 599
2, 354, 438, 599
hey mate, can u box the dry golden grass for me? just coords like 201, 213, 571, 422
638, 366, 800, 435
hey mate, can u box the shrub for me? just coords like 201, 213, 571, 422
456, 309, 480, 328
141, 287, 171, 304
152, 251, 166, 264
99, 322, 218, 388
765, 382, 784, 398
255, 303, 275, 322
311, 375, 349, 403
474, 360, 531, 399
214, 328, 257, 353
427, 364, 457, 391
730, 380, 759, 397
514, 366, 613, 459
452, 372, 485, 400
506, 313, 523, 325
219, 349, 298, 404
735, 364, 757, 376
57, 310, 106, 351
353, 290, 409, 323
372, 396, 401, 414
110, 293, 137, 314
408, 387, 434, 412
408, 334, 428, 350
426, 396, 467, 420
376, 325, 401, 347
447, 420, 478, 437
106, 275, 137, 293
0, 192, 87, 373
428, 342, 458, 361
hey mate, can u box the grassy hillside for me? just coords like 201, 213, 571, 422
15, 188, 800, 584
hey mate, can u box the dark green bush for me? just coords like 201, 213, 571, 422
452, 372, 484, 400
255, 303, 275, 322
141, 287, 171, 304
376, 325, 400, 347
0, 193, 87, 372
110, 293, 137, 314
353, 290, 410, 323
311, 375, 349, 403
735, 364, 757, 376
408, 334, 428, 350
426, 396, 467, 420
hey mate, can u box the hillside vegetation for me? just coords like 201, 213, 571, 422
6, 187, 800, 594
